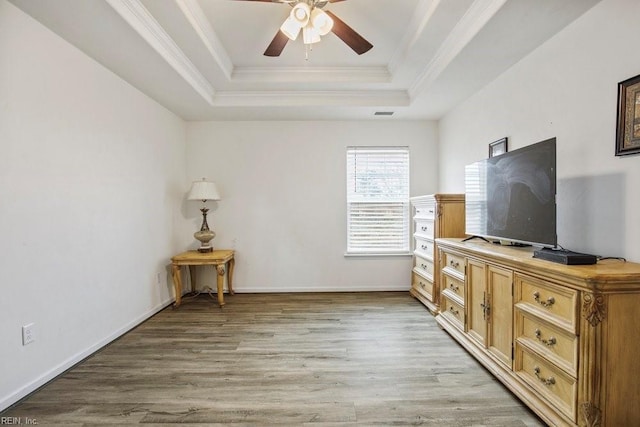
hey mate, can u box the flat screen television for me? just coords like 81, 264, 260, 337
465, 137, 557, 248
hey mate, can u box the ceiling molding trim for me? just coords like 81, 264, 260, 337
175, 0, 234, 81
232, 66, 391, 83
408, 0, 508, 98
212, 90, 410, 107
105, 0, 214, 104
388, 0, 440, 75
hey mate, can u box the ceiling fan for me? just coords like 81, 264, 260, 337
234, 0, 373, 57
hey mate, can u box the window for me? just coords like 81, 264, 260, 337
346, 146, 410, 254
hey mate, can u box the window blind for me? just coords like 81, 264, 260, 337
346, 146, 410, 254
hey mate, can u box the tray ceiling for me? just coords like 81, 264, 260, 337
9, 0, 601, 120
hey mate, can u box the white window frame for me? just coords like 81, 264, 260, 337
346, 146, 411, 256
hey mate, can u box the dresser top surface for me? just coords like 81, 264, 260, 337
410, 194, 465, 204
437, 238, 640, 289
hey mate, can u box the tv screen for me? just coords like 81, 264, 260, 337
465, 138, 557, 247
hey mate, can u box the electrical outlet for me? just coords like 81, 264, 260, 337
22, 323, 35, 346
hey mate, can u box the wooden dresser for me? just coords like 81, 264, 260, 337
409, 194, 465, 313
435, 238, 640, 427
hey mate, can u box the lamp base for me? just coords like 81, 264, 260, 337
194, 229, 215, 253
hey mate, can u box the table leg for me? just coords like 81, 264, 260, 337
228, 258, 235, 295
171, 264, 182, 307
216, 264, 226, 307
188, 265, 196, 293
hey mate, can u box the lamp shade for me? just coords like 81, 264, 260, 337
187, 178, 221, 201
290, 3, 311, 26
310, 9, 333, 36
280, 16, 302, 41
303, 25, 321, 45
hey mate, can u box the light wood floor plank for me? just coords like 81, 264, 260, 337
1, 292, 545, 425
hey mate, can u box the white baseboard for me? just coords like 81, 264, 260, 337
0, 298, 173, 412
231, 285, 411, 293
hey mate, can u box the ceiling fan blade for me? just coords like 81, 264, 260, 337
264, 30, 289, 56
233, 0, 292, 3
324, 11, 372, 55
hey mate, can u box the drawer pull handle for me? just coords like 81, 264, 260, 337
421, 226, 428, 232
421, 264, 428, 270
449, 306, 459, 317
533, 366, 556, 386
428, 209, 434, 214
421, 244, 428, 250
534, 329, 557, 346
533, 291, 555, 307
449, 260, 460, 269
449, 283, 459, 292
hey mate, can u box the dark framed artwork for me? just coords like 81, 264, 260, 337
616, 73, 640, 156
489, 137, 508, 157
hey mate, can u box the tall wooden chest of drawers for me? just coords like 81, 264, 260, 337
409, 194, 465, 313
435, 238, 640, 427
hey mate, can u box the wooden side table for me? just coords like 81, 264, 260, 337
171, 249, 235, 307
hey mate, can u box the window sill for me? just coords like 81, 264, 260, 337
344, 252, 412, 258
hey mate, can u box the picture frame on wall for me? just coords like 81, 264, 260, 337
489, 137, 508, 157
616, 73, 640, 156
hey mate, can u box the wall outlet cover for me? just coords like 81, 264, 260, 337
22, 323, 35, 346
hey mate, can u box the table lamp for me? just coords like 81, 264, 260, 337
187, 178, 221, 253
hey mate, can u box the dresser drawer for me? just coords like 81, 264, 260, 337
412, 272, 434, 300
441, 274, 465, 302
414, 237, 434, 257
516, 346, 577, 422
414, 255, 434, 280
515, 311, 578, 376
414, 203, 436, 220
415, 220, 435, 239
442, 251, 465, 277
441, 294, 465, 331
515, 274, 578, 332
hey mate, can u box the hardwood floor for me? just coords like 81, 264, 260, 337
2, 292, 545, 425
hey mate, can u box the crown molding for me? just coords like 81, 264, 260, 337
408, 0, 507, 98
388, 0, 440, 75
212, 90, 410, 107
105, 0, 214, 104
232, 66, 391, 83
175, 0, 234, 81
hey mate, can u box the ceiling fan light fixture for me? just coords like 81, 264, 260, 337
310, 9, 333, 36
257, 0, 373, 58
280, 16, 301, 41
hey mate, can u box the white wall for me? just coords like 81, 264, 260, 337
0, 1, 189, 410
439, 0, 640, 261
186, 121, 438, 292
